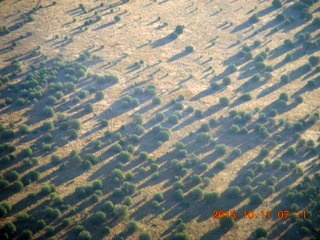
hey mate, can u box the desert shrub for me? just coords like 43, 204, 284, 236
222, 77, 231, 85
168, 114, 179, 125
78, 230, 91, 240
139, 231, 152, 240
118, 151, 132, 163
249, 14, 259, 23
174, 189, 184, 201
196, 133, 211, 144
111, 169, 125, 182
152, 96, 161, 105
255, 226, 268, 238
272, 0, 282, 8
113, 205, 128, 220
250, 193, 263, 205
91, 211, 106, 225
157, 129, 170, 141
229, 124, 240, 134
209, 118, 218, 127
2, 221, 16, 235
21, 147, 33, 157
84, 103, 93, 113
172, 232, 189, 240
68, 129, 79, 139
5, 171, 19, 182
110, 143, 122, 153
185, 46, 194, 52
240, 93, 252, 101
43, 106, 55, 117
191, 174, 202, 185
219, 97, 230, 106
175, 25, 184, 34
11, 181, 23, 192
194, 109, 203, 118
18, 124, 30, 134
190, 187, 204, 200
220, 218, 235, 229
225, 186, 241, 198
125, 220, 139, 234
216, 144, 227, 155
232, 148, 242, 157
308, 55, 319, 66
200, 123, 210, 132
306, 80, 316, 88
0, 205, 7, 218
226, 64, 237, 73
203, 191, 220, 203
102, 200, 114, 213
216, 160, 226, 170
122, 181, 136, 195
95, 91, 104, 101
272, 158, 282, 169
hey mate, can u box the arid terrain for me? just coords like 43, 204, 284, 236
0, 0, 319, 239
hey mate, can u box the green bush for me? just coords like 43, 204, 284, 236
196, 132, 211, 144
113, 205, 128, 220
127, 220, 139, 233
1, 221, 16, 235
78, 230, 91, 240
220, 218, 235, 229
271, 158, 282, 169
272, 0, 282, 8
204, 191, 220, 203
11, 181, 24, 192
216, 160, 226, 170
122, 181, 136, 195
200, 123, 210, 132
190, 187, 204, 200
118, 151, 133, 163
240, 93, 252, 101
219, 97, 230, 106
91, 211, 106, 225
43, 106, 55, 117
110, 143, 122, 153
5, 171, 19, 182
18, 124, 30, 134
102, 200, 114, 213
250, 193, 263, 205
255, 226, 268, 238
175, 25, 184, 35
194, 109, 203, 118
185, 46, 194, 53
152, 96, 161, 105
225, 186, 241, 198
279, 92, 289, 102
226, 64, 237, 73
172, 232, 189, 240
139, 231, 152, 240
215, 144, 227, 155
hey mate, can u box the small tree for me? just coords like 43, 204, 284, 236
272, 0, 282, 8
139, 231, 152, 240
219, 97, 230, 107
91, 211, 106, 225
250, 193, 263, 205
255, 226, 268, 238
220, 218, 235, 230
113, 205, 128, 220
127, 220, 139, 233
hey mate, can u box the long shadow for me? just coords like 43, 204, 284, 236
230, 19, 253, 33
93, 20, 117, 31
168, 50, 191, 62
151, 34, 176, 48
292, 76, 320, 97
289, 63, 313, 81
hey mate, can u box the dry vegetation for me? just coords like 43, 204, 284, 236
0, 0, 319, 239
